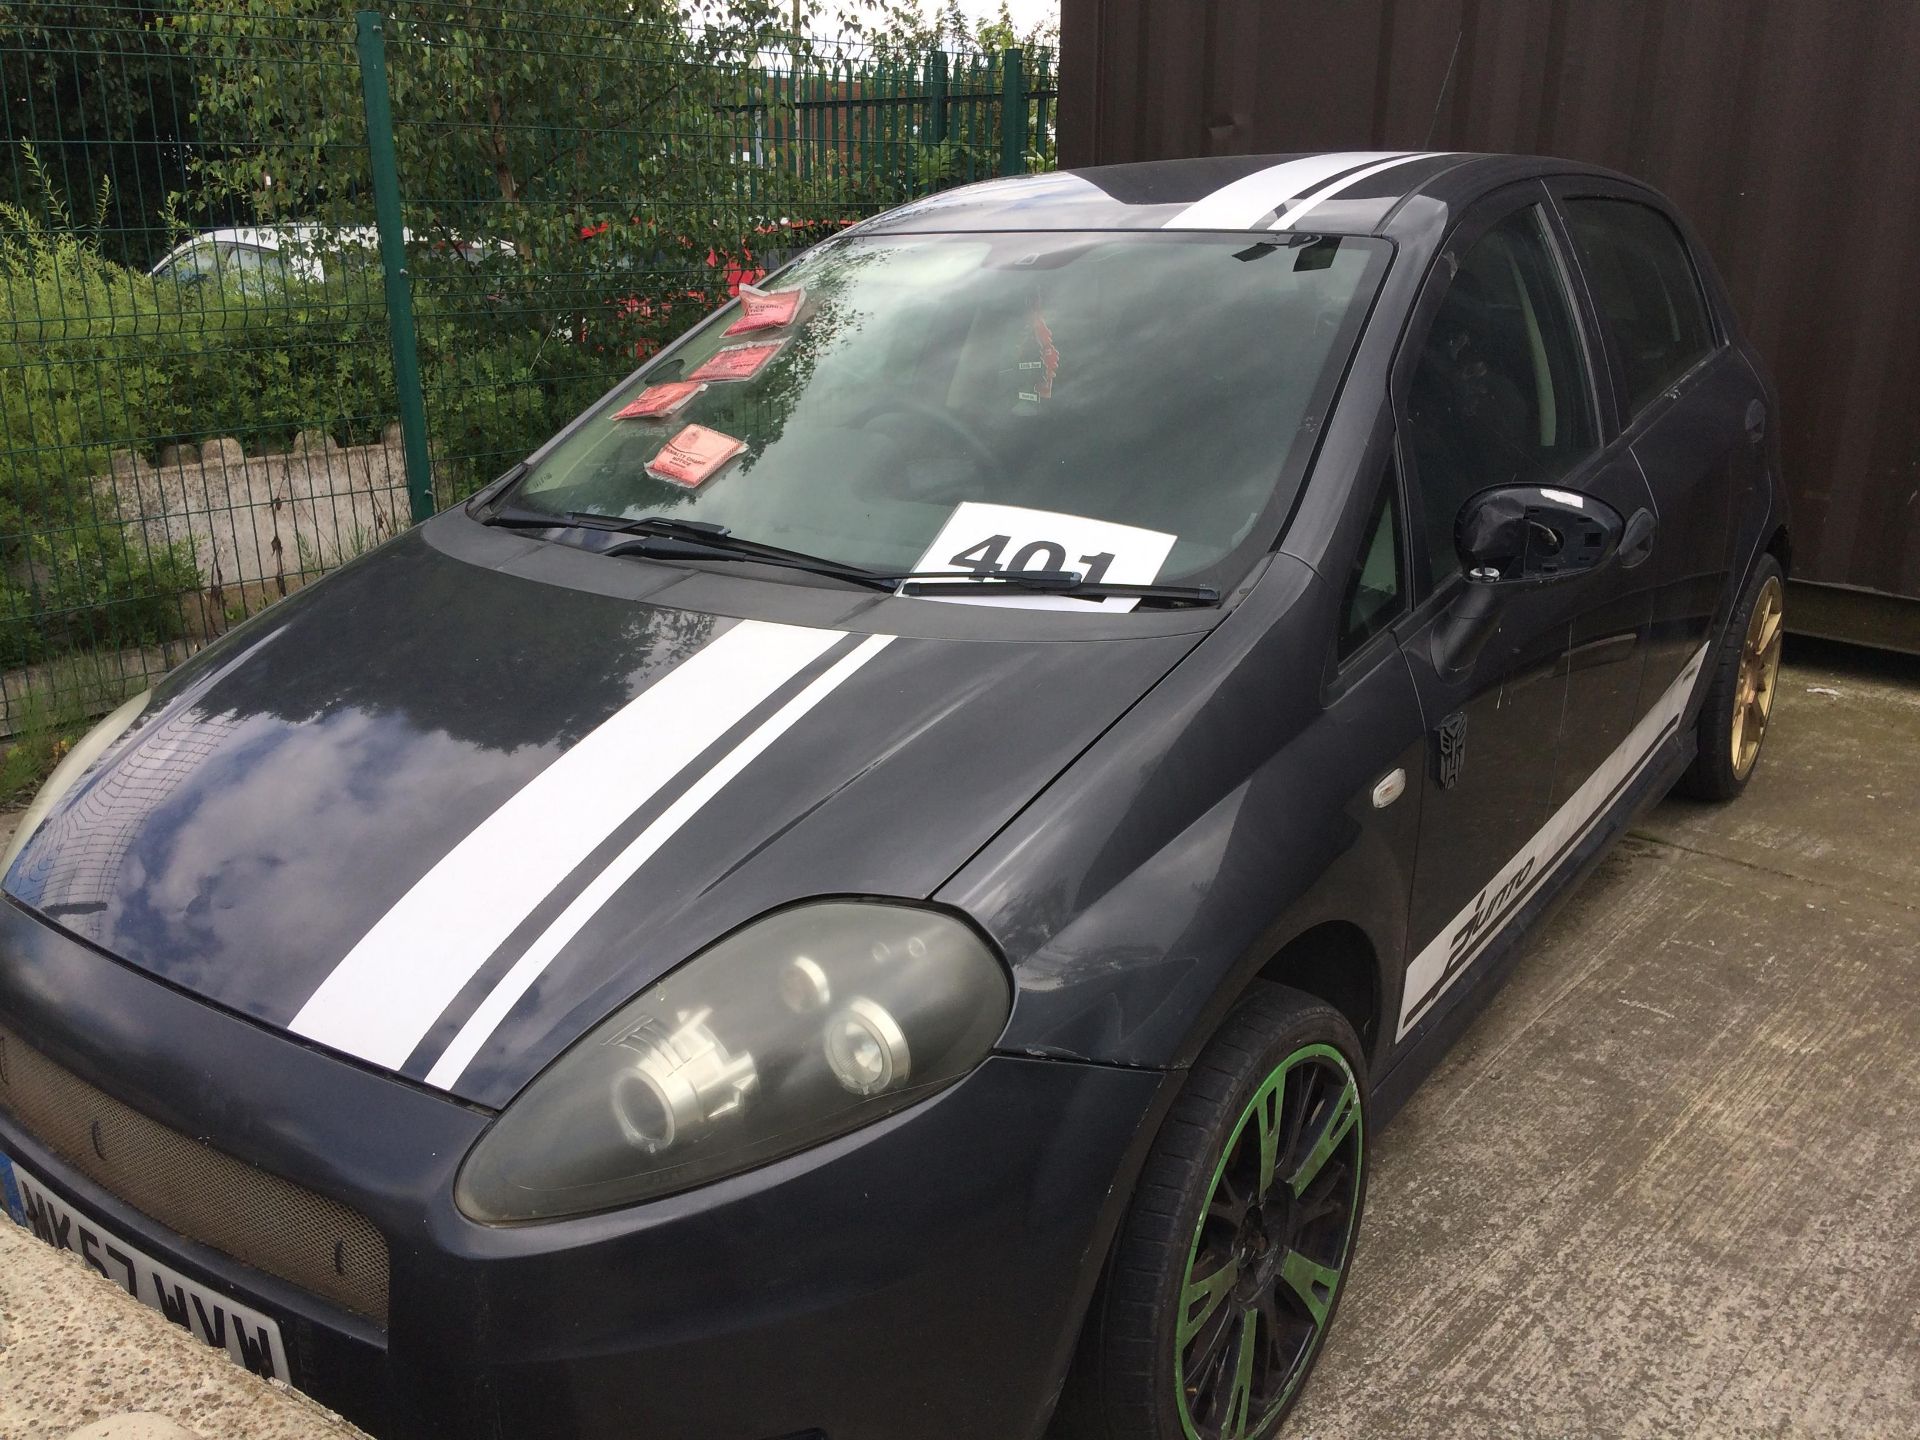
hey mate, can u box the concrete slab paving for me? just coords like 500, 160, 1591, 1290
1292, 641, 1920, 1439
0, 1220, 367, 1439
66, 1416, 205, 1440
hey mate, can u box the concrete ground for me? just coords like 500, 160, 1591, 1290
1294, 640, 1920, 1439
0, 643, 1915, 1438
0, 1225, 365, 1440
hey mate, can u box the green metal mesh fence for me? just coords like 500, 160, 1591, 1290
0, 3, 1054, 737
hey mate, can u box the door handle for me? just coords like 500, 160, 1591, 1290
1745, 398, 1767, 443
1619, 508, 1657, 569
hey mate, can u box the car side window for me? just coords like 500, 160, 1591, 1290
163, 243, 223, 286
224, 245, 288, 282
1340, 460, 1405, 658
1405, 205, 1598, 589
1563, 197, 1716, 415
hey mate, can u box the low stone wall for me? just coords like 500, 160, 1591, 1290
0, 645, 175, 737
0, 436, 416, 736
105, 433, 412, 594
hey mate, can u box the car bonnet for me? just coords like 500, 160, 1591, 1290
1, 527, 1198, 1108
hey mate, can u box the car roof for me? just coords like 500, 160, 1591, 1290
854, 151, 1633, 239
157, 224, 381, 257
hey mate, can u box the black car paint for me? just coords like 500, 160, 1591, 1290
0, 897, 1176, 1439
2, 522, 1200, 1107
0, 153, 1788, 1439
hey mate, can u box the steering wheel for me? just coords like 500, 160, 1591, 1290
849, 394, 1003, 479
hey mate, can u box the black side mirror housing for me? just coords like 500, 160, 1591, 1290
1454, 484, 1624, 586
1431, 485, 1625, 677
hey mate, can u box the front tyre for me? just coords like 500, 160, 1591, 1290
1064, 984, 1367, 1440
1678, 553, 1785, 802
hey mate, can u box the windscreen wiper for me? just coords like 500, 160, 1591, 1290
896, 570, 1220, 607
481, 503, 900, 591
598, 532, 904, 591
481, 504, 727, 540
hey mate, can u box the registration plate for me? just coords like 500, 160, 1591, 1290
0, 1148, 289, 1379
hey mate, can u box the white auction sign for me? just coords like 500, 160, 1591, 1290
905, 502, 1178, 612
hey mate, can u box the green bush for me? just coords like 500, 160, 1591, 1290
0, 211, 401, 469
0, 525, 202, 668
0, 221, 164, 502
0, 216, 202, 664
139, 276, 399, 454
414, 301, 605, 502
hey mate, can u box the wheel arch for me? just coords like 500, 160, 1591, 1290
1765, 521, 1792, 578
1257, 920, 1385, 1066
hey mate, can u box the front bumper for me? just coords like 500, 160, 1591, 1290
0, 899, 1173, 1440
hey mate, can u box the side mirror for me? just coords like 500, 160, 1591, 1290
1454, 484, 1623, 587
1431, 485, 1623, 678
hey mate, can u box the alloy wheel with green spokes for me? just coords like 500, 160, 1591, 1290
1173, 1043, 1363, 1440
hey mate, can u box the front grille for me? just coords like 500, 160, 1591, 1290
0, 1023, 389, 1325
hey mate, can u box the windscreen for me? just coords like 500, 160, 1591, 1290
509, 230, 1389, 590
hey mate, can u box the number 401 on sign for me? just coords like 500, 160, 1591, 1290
908, 502, 1178, 612
945, 533, 1118, 585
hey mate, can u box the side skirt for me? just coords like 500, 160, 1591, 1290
1366, 726, 1696, 1128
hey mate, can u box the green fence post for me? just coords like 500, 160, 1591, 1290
1000, 47, 1027, 176
927, 49, 949, 150
355, 10, 434, 524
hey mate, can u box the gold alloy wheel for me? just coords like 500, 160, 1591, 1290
1732, 575, 1785, 779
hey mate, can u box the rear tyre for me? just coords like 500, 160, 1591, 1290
1062, 984, 1367, 1440
1677, 554, 1785, 802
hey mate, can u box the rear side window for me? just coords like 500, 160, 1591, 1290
1563, 198, 1716, 414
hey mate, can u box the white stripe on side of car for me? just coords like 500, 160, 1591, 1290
1268, 152, 1449, 231
289, 619, 849, 1071
1394, 643, 1711, 1039
1161, 152, 1417, 230
423, 632, 896, 1089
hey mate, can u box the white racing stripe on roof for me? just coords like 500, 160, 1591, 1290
289, 618, 845, 1071
423, 632, 897, 1090
1270, 152, 1447, 230
1162, 152, 1415, 230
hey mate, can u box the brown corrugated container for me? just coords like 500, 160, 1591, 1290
1060, 0, 1920, 642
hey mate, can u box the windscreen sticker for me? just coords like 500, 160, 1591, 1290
906, 502, 1177, 612
725, 283, 805, 335
688, 339, 786, 383
645, 424, 747, 488
1021, 303, 1059, 403
614, 381, 707, 420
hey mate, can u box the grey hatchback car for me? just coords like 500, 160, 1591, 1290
0, 152, 1786, 1440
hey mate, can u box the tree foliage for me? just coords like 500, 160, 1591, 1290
0, 2, 205, 267
168, 1, 852, 261
845, 1, 1058, 57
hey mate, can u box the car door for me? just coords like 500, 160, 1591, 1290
1388, 184, 1652, 1042
1551, 181, 1757, 709
1534, 196, 1664, 807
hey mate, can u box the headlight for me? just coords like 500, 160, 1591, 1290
1, 690, 150, 878
456, 902, 1010, 1223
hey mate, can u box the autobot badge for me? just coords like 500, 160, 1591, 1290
1435, 710, 1469, 790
